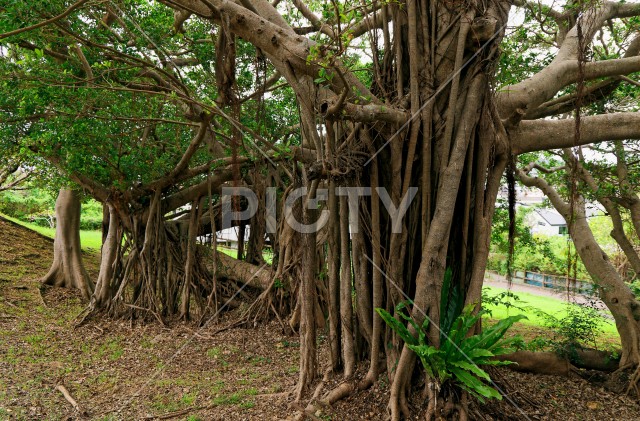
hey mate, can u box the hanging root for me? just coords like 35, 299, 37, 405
236, 279, 290, 330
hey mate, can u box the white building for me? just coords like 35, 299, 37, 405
528, 209, 568, 236
216, 226, 250, 249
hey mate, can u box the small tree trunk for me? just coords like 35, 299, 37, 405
327, 179, 342, 371
42, 189, 94, 301
101, 202, 110, 245
237, 223, 245, 260
180, 199, 201, 320
296, 188, 319, 399
245, 176, 266, 265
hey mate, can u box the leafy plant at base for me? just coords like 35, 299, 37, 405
376, 301, 526, 403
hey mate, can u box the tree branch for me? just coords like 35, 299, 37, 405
0, 0, 90, 39
498, 1, 640, 116
516, 167, 570, 215
162, 170, 234, 212
512, 112, 640, 154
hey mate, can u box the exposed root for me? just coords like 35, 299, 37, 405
625, 364, 640, 398
321, 380, 356, 405
294, 369, 331, 421
290, 402, 324, 421
494, 351, 572, 376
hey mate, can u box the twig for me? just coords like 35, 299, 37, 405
0, 0, 90, 39
0, 298, 17, 308
55, 384, 86, 415
37, 286, 48, 308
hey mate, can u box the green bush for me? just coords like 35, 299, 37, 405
629, 280, 640, 297
537, 301, 607, 360
484, 287, 612, 358
486, 253, 508, 275
79, 199, 103, 230
0, 189, 103, 230
0, 189, 54, 221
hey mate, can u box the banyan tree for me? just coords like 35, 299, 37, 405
3, 0, 640, 418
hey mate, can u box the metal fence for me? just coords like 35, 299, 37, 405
510, 269, 595, 296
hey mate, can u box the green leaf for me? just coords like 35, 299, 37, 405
467, 315, 527, 352
375, 308, 417, 346
450, 360, 491, 382
394, 301, 422, 334
450, 367, 502, 402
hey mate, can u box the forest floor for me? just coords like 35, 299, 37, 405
2, 215, 640, 420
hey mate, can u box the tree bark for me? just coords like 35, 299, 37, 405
93, 203, 120, 308
42, 189, 94, 301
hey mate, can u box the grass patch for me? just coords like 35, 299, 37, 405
98, 338, 125, 361
181, 392, 198, 405
212, 392, 243, 406
239, 400, 255, 409
206, 347, 222, 358
211, 380, 225, 395
482, 286, 619, 338
217, 246, 273, 264
243, 387, 258, 396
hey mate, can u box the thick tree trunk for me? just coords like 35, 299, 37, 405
302, 3, 510, 418
518, 171, 640, 367
42, 189, 94, 301
88, 192, 220, 320
573, 156, 640, 277
567, 204, 640, 366
215, 250, 271, 289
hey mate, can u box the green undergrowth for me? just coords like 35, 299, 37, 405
482, 285, 620, 351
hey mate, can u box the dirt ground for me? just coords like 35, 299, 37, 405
2, 216, 640, 420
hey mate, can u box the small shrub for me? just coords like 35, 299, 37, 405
481, 288, 530, 316
538, 301, 606, 360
